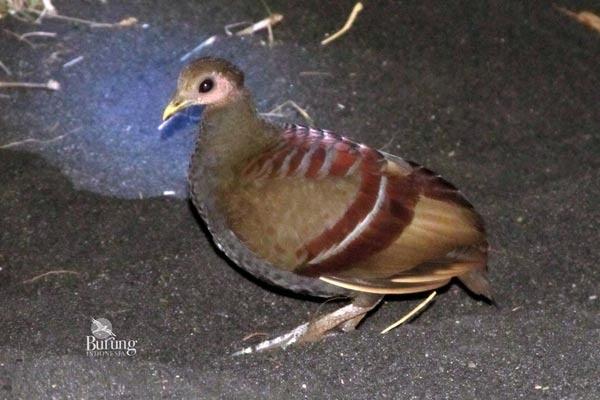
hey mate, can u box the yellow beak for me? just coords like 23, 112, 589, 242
162, 99, 194, 121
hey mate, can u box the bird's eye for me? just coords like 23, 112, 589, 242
199, 78, 214, 93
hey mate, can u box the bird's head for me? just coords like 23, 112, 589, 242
162, 57, 245, 122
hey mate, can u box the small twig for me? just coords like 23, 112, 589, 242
34, 8, 49, 24
379, 133, 399, 152
0, 60, 11, 76
554, 5, 600, 33
42, 0, 58, 16
260, 0, 275, 45
0, 79, 60, 91
35, 0, 59, 24
236, 13, 283, 36
0, 132, 70, 149
180, 35, 218, 62
20, 31, 57, 39
266, 18, 274, 45
3, 30, 56, 47
62, 55, 84, 69
9, 12, 35, 24
225, 13, 283, 44
3, 29, 34, 47
259, 112, 286, 118
380, 291, 437, 334
45, 50, 68, 65
224, 21, 252, 36
261, 100, 314, 125
22, 270, 81, 284
242, 332, 269, 341
321, 2, 364, 46
299, 71, 333, 77
31, 9, 138, 29
48, 121, 60, 133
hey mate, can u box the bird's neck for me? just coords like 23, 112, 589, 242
191, 91, 276, 187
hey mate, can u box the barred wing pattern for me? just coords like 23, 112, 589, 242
218, 124, 490, 297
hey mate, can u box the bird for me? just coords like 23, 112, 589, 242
91, 318, 115, 338
161, 57, 491, 353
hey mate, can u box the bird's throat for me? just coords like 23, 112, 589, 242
190, 93, 276, 189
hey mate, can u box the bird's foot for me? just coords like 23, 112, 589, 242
233, 294, 382, 355
233, 322, 310, 355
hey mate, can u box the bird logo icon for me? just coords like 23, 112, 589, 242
90, 317, 116, 340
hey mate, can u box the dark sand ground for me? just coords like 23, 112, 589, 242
1, 1, 598, 398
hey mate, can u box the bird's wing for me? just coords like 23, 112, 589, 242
218, 124, 490, 297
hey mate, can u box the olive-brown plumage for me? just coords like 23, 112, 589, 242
162, 57, 491, 353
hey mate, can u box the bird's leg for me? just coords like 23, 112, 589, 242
298, 293, 382, 343
233, 294, 383, 355
339, 309, 371, 332
335, 293, 384, 333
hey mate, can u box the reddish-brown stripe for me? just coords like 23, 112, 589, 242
297, 172, 419, 277
359, 146, 385, 173
305, 147, 326, 178
242, 141, 286, 178
240, 158, 259, 178
408, 161, 475, 210
267, 146, 293, 178
296, 158, 387, 275
303, 172, 381, 259
285, 145, 309, 176
329, 148, 359, 176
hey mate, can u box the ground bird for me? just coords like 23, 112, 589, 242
162, 58, 491, 353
